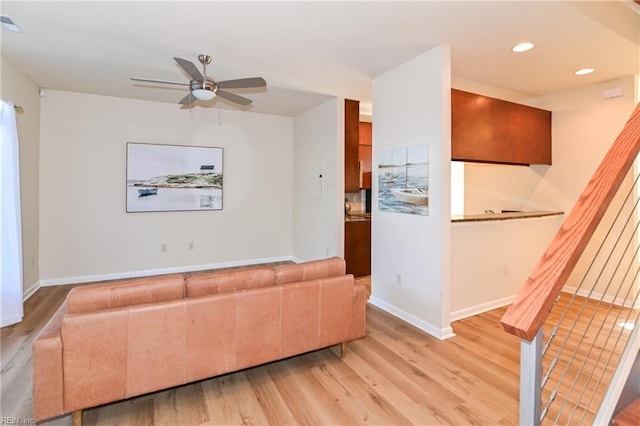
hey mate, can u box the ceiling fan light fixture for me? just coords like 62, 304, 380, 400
192, 88, 216, 101
190, 79, 217, 101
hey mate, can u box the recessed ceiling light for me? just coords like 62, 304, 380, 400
512, 42, 535, 53
575, 68, 595, 76
0, 14, 23, 33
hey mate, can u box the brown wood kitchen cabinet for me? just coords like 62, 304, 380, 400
359, 121, 371, 146
345, 219, 371, 278
345, 99, 360, 191
451, 89, 551, 165
359, 121, 372, 189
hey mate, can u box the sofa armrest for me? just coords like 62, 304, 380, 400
33, 301, 67, 421
351, 281, 367, 340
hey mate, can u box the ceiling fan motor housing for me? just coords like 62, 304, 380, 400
190, 79, 217, 93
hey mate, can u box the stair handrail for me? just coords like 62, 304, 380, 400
501, 103, 640, 341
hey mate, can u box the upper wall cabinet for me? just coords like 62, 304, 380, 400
451, 89, 552, 166
359, 122, 372, 189
345, 99, 361, 191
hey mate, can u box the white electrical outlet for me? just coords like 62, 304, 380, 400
161, 243, 167, 253
396, 273, 402, 286
188, 242, 194, 250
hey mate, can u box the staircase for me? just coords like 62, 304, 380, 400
613, 397, 640, 426
611, 345, 640, 426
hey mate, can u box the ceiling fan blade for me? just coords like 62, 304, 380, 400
131, 77, 189, 86
174, 57, 203, 81
178, 93, 196, 106
216, 77, 267, 89
216, 90, 253, 106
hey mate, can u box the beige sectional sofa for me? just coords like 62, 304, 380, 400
33, 257, 366, 425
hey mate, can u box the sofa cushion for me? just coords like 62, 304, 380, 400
185, 267, 276, 297
280, 281, 320, 358
66, 274, 185, 314
61, 307, 130, 411
184, 293, 238, 382
274, 257, 346, 285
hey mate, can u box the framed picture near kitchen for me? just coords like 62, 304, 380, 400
126, 142, 223, 213
378, 144, 429, 216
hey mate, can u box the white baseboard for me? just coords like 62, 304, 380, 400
450, 295, 517, 322
38, 255, 297, 288
368, 296, 455, 340
563, 286, 639, 308
23, 281, 40, 301
448, 286, 636, 324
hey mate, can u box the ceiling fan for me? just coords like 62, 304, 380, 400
131, 54, 266, 107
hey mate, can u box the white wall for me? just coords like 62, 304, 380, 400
451, 215, 563, 320
39, 90, 295, 284
0, 56, 41, 298
370, 46, 453, 339
463, 162, 546, 214
451, 161, 464, 215
527, 76, 638, 212
292, 98, 344, 261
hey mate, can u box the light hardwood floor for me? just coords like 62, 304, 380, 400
0, 277, 633, 425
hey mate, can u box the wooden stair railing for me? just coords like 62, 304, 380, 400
501, 103, 640, 341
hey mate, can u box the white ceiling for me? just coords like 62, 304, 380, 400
1, 1, 639, 117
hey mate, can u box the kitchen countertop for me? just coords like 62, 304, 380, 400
345, 212, 372, 222
452, 210, 564, 223
345, 210, 563, 222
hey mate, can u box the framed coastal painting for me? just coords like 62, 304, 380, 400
126, 142, 223, 212
378, 144, 429, 216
